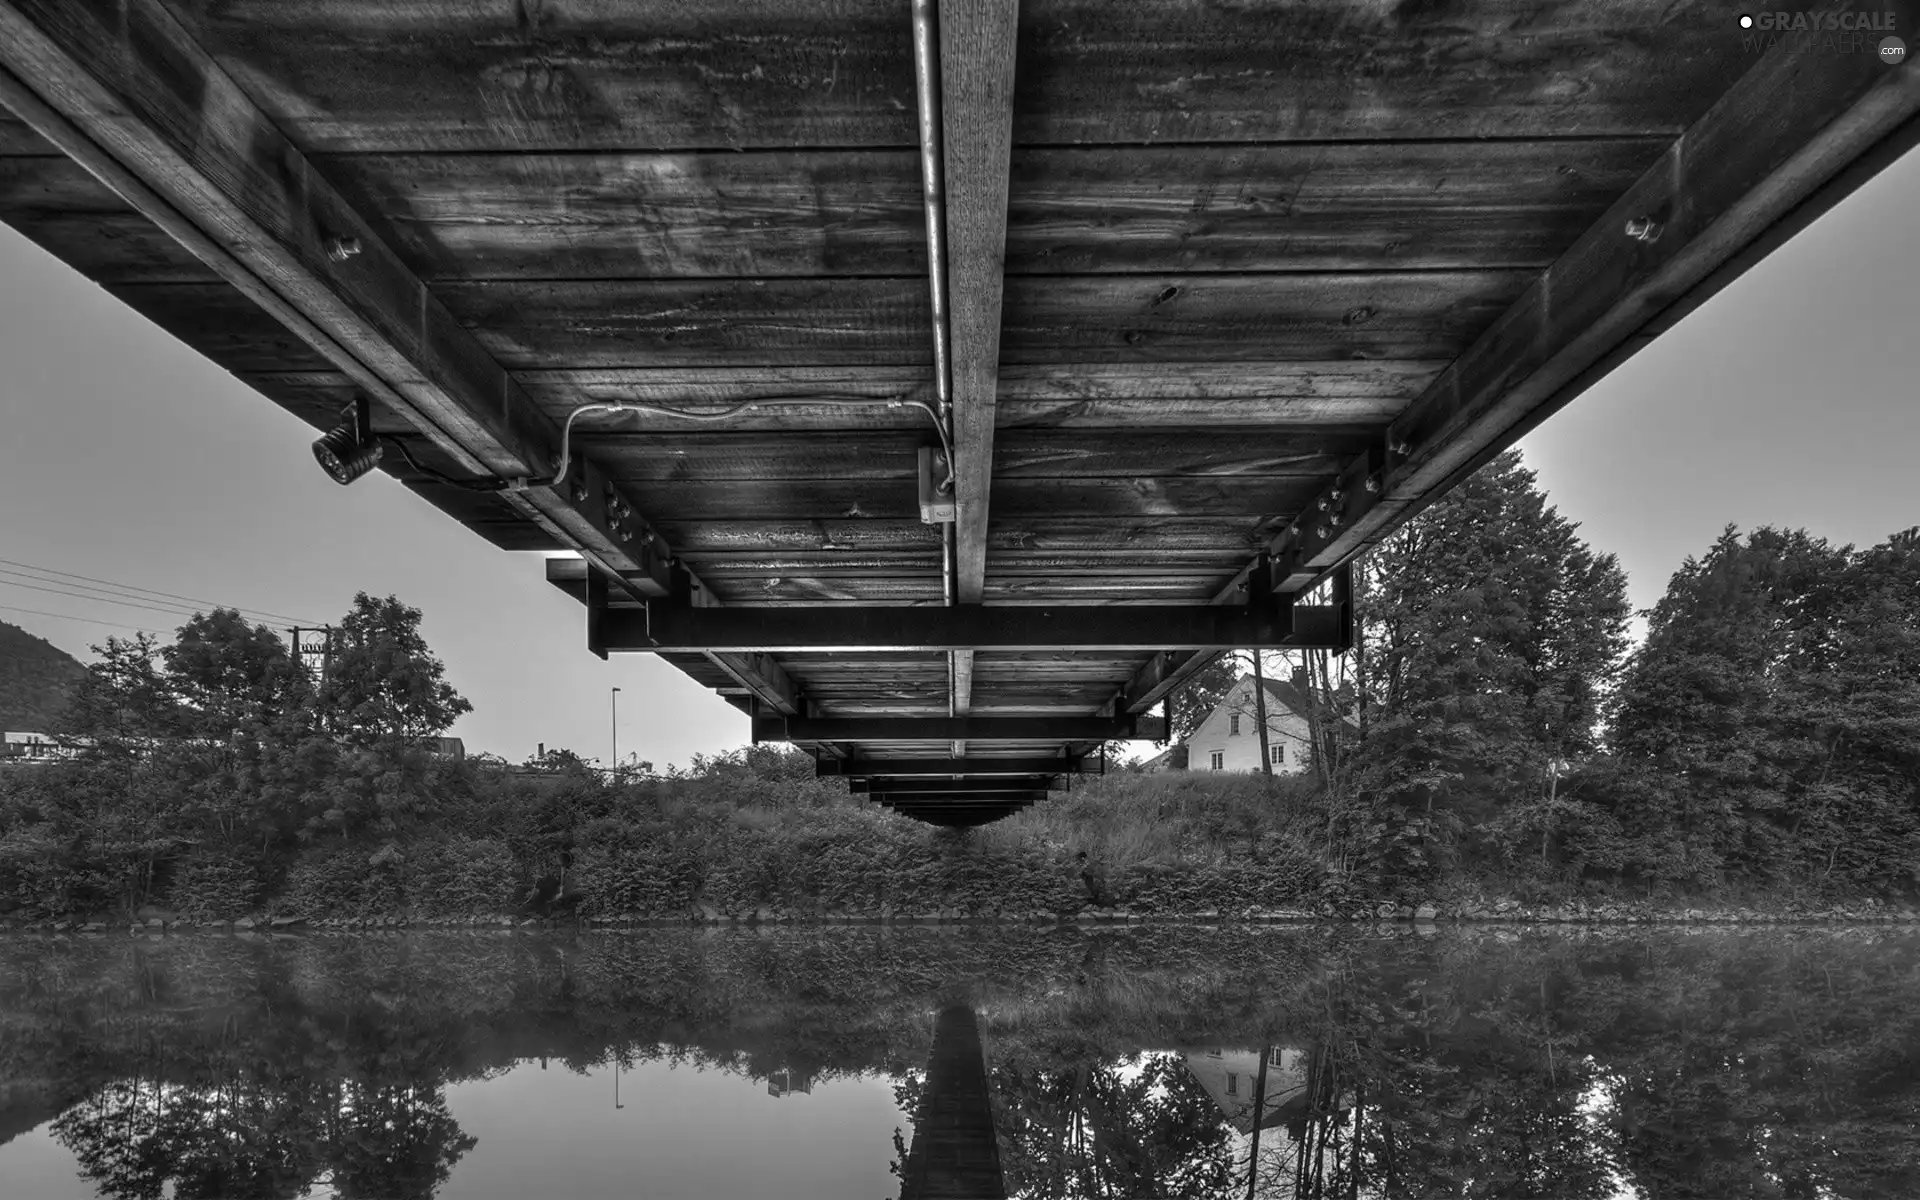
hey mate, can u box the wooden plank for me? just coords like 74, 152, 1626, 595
0, 105, 51, 152
1005, 139, 1669, 272
509, 361, 1437, 417
0, 156, 218, 282
656, 517, 1269, 554
1013, 0, 1748, 144
0, 0, 684, 593
849, 776, 1062, 794
583, 429, 1366, 482
147, 1, 1743, 151
167, 0, 918, 152
998, 272, 1530, 363
938, 0, 1018, 609
438, 278, 932, 368
1271, 29, 1920, 592
316, 149, 925, 280
613, 477, 1325, 521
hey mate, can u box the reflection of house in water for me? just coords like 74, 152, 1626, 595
1182, 1047, 1313, 1134
766, 1067, 813, 1097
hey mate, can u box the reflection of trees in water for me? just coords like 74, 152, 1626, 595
52, 1072, 474, 1200
8, 930, 1920, 1199
991, 1051, 1235, 1198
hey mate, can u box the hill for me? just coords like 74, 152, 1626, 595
0, 620, 86, 732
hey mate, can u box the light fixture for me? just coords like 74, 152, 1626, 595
312, 394, 383, 485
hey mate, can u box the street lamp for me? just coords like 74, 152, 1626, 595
610, 686, 621, 779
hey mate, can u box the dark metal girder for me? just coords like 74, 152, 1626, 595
609, 603, 1352, 653
756, 714, 1164, 743
819, 756, 1087, 778
877, 793, 1043, 808
850, 776, 1064, 795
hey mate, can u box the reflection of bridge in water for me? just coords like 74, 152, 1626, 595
900, 1006, 1006, 1200
1, 1, 1913, 823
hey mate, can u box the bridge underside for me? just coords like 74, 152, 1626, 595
1, 1, 1913, 824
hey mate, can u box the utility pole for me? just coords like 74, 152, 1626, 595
610, 686, 621, 780
1251, 650, 1273, 777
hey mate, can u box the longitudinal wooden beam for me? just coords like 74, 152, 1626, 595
942, 0, 1017, 605
1266, 33, 1920, 595
819, 756, 1086, 778
0, 0, 680, 599
611, 603, 1356, 654
755, 715, 1166, 743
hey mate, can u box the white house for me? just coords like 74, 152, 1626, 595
1180, 1046, 1313, 1134
1183, 673, 1318, 775
0, 731, 81, 763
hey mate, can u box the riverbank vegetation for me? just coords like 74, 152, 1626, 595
0, 451, 1914, 924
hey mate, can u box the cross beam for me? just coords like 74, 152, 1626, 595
849, 776, 1065, 795
755, 715, 1164, 743
607, 602, 1345, 654
819, 757, 1088, 778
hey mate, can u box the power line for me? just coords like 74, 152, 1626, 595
0, 577, 232, 622
0, 557, 326, 626
0, 602, 163, 637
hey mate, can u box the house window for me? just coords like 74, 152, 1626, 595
1269, 744, 1285, 766
1209, 750, 1224, 771
1229, 713, 1241, 735
1269, 1048, 1287, 1068
1226, 1073, 1238, 1096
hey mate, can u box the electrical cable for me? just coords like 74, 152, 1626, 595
543, 396, 957, 493
381, 438, 528, 494
0, 558, 326, 627
0, 602, 163, 636
0, 576, 331, 628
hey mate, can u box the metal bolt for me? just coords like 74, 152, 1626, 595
324, 235, 362, 262
1624, 216, 1663, 243
1364, 475, 1382, 494
1328, 486, 1345, 504
1315, 524, 1330, 540
572, 484, 590, 503
1389, 437, 1411, 457
1316, 496, 1330, 511
1329, 511, 1344, 527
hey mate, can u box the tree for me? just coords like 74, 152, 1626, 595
1353, 451, 1630, 880
162, 609, 311, 741
1611, 525, 1920, 890
317, 594, 470, 748
1168, 654, 1239, 745
65, 632, 181, 741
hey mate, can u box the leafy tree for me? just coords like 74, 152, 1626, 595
65, 632, 182, 741
162, 609, 311, 741
317, 594, 470, 748
1352, 451, 1630, 881
1168, 653, 1239, 745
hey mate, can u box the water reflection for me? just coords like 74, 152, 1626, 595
0, 926, 1916, 1199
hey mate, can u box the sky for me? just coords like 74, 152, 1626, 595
0, 149, 1915, 766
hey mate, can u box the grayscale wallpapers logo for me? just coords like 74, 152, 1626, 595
1736, 10, 1908, 60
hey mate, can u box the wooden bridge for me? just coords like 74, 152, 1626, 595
1, 1, 1913, 824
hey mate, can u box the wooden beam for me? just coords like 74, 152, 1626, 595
756, 715, 1165, 743
941, 0, 1018, 607
0, 0, 684, 601
1267, 34, 1920, 594
612, 602, 1356, 654
819, 756, 1085, 777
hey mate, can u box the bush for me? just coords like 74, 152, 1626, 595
168, 851, 264, 922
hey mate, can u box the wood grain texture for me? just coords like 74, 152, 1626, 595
618, 476, 1321, 522
168, 0, 919, 152
1004, 140, 1670, 272
152, 1, 1744, 150
1013, 0, 1749, 144
0, 156, 222, 281
317, 149, 926, 280
436, 277, 932, 367
0, 105, 53, 152
940, 0, 1020, 607
998, 272, 1530, 363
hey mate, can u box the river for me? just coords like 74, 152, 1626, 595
0, 924, 1914, 1198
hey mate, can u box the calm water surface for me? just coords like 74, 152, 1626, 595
1, 925, 1915, 1199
